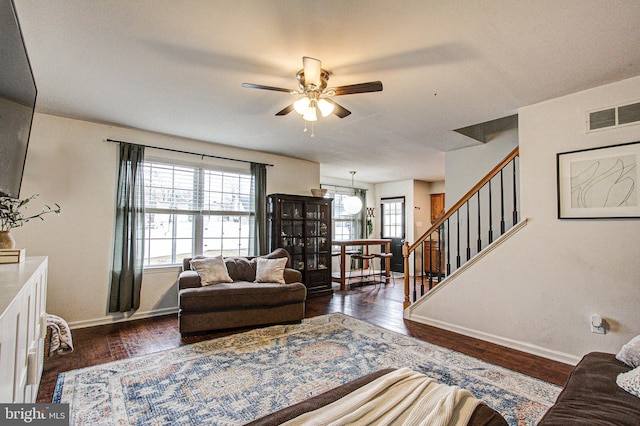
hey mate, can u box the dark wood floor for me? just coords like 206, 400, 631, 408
37, 280, 573, 403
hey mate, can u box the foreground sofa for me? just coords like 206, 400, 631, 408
248, 368, 508, 426
178, 248, 307, 334
538, 351, 640, 425
249, 352, 640, 425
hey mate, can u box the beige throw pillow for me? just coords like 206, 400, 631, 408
255, 257, 287, 284
616, 335, 640, 368
190, 256, 234, 286
617, 366, 640, 398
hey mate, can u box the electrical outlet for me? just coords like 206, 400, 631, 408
591, 314, 606, 334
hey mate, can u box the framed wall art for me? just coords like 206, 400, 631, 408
557, 141, 639, 219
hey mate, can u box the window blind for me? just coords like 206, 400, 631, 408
144, 162, 251, 214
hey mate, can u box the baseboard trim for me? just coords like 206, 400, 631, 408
409, 313, 581, 366
68, 307, 178, 330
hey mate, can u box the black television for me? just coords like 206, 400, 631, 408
0, 0, 37, 199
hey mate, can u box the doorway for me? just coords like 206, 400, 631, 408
380, 197, 405, 273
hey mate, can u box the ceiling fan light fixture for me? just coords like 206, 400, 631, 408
294, 97, 310, 115
242, 56, 383, 137
303, 102, 318, 122
317, 98, 334, 117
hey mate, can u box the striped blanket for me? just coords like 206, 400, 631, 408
47, 313, 74, 355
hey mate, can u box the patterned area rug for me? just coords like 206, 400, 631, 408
54, 313, 560, 425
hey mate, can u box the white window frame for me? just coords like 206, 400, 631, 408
142, 159, 254, 267
381, 197, 405, 238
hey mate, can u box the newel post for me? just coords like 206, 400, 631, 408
402, 241, 411, 309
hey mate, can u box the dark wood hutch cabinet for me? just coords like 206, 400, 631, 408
267, 194, 333, 297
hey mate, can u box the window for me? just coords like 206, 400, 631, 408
322, 187, 364, 241
381, 198, 404, 238
143, 160, 253, 266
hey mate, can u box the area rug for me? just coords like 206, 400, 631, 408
53, 313, 560, 425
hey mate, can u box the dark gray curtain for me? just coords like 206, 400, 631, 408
355, 188, 367, 238
109, 143, 145, 313
250, 162, 267, 255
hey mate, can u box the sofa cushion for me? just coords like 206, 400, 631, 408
190, 256, 233, 286
617, 335, 640, 368
538, 352, 640, 425
178, 270, 202, 290
259, 247, 292, 267
179, 281, 307, 312
225, 257, 256, 282
255, 257, 287, 284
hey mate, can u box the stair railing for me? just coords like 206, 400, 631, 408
402, 146, 520, 308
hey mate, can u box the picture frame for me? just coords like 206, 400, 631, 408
557, 141, 640, 219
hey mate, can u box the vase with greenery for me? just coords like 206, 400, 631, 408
0, 194, 61, 249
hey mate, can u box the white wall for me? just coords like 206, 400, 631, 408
14, 113, 320, 328
445, 128, 518, 208
442, 132, 519, 265
413, 181, 445, 231
409, 76, 640, 364
413, 181, 431, 238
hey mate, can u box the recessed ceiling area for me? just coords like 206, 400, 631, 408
13, 0, 640, 183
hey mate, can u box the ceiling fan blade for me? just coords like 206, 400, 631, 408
303, 56, 321, 87
331, 81, 383, 96
325, 99, 351, 118
275, 104, 295, 116
242, 83, 292, 93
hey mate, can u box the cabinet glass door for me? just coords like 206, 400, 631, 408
306, 203, 323, 271
282, 202, 304, 219
268, 194, 333, 297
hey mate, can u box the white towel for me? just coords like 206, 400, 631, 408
46, 313, 74, 355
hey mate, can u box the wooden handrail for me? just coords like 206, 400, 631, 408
408, 146, 519, 252
403, 146, 519, 309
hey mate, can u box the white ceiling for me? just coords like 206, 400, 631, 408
13, 0, 640, 183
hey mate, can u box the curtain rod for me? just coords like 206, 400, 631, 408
105, 139, 274, 167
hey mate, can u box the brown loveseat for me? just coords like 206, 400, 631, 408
178, 248, 307, 335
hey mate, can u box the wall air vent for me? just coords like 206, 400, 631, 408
588, 101, 640, 131
618, 102, 640, 125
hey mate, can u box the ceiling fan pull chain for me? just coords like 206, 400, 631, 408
303, 121, 308, 133
310, 121, 315, 138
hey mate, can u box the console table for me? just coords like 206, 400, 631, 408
0, 257, 48, 403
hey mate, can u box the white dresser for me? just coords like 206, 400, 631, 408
0, 257, 48, 403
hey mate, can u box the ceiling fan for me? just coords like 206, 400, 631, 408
242, 57, 383, 125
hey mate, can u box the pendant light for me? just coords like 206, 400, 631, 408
343, 171, 363, 215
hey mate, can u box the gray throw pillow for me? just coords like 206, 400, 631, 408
225, 257, 255, 282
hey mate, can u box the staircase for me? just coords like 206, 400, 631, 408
402, 147, 520, 308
